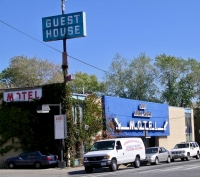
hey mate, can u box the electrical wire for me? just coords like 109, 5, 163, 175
0, 19, 107, 73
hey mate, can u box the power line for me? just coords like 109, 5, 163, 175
0, 19, 107, 73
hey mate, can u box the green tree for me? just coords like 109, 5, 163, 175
155, 54, 196, 107
82, 94, 103, 151
0, 55, 63, 88
104, 53, 160, 102
104, 53, 130, 98
0, 68, 13, 88
70, 72, 105, 95
127, 53, 159, 102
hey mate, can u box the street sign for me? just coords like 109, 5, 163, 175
54, 114, 67, 139
42, 11, 86, 42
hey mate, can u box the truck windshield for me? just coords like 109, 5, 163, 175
90, 141, 115, 151
174, 143, 189, 149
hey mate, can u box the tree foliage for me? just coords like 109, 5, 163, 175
104, 53, 160, 102
155, 54, 197, 107
0, 83, 103, 167
70, 72, 105, 95
127, 53, 159, 102
0, 55, 63, 88
105, 53, 200, 108
104, 53, 129, 98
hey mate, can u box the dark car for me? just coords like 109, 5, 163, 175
4, 151, 59, 169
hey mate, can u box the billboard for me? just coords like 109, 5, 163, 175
103, 96, 170, 137
42, 11, 86, 42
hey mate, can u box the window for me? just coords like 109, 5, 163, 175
161, 147, 166, 152
116, 141, 122, 150
72, 104, 84, 123
190, 143, 193, 148
90, 141, 115, 151
185, 108, 192, 142
146, 148, 158, 154
19, 152, 29, 158
195, 142, 199, 147
174, 143, 189, 149
29, 152, 36, 157
191, 143, 196, 148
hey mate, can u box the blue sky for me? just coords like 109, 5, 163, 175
1, 0, 200, 81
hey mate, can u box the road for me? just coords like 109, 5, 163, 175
1, 159, 200, 177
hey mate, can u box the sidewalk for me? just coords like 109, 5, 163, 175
54, 165, 85, 172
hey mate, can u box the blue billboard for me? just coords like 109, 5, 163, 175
103, 96, 170, 137
42, 11, 86, 42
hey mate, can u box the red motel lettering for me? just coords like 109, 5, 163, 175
7, 93, 14, 102
4, 88, 42, 102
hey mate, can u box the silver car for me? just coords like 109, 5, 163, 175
144, 147, 171, 165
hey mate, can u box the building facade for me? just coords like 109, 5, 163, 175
0, 89, 195, 168
103, 96, 194, 150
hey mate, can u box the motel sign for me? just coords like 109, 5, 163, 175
42, 11, 86, 42
3, 88, 42, 102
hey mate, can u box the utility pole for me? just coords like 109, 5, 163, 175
61, 0, 68, 84
58, 0, 67, 168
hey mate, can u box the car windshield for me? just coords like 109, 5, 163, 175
90, 141, 115, 151
146, 148, 158, 154
174, 143, 189, 149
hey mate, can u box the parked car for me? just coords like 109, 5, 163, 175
170, 141, 200, 161
4, 150, 59, 169
83, 138, 145, 173
143, 147, 171, 165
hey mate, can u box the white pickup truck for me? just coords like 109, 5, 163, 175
170, 141, 200, 161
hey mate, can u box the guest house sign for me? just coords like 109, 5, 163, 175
42, 11, 86, 42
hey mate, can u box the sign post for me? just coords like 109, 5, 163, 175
41, 1, 86, 168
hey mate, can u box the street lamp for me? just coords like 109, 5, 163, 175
36, 103, 66, 168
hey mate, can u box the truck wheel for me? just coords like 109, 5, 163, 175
186, 153, 190, 161
8, 162, 15, 169
134, 156, 140, 168
171, 158, 175, 162
109, 159, 117, 171
35, 162, 42, 169
196, 152, 200, 159
85, 167, 93, 173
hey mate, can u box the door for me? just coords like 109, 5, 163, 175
161, 147, 168, 161
115, 141, 125, 164
193, 142, 199, 155
158, 147, 164, 161
16, 152, 29, 166
26, 151, 38, 166
190, 143, 196, 156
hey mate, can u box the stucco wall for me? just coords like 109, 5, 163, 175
0, 138, 22, 169
158, 106, 191, 150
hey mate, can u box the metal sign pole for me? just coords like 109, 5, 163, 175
58, 0, 67, 168
61, 0, 68, 83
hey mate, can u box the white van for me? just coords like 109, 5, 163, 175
83, 138, 145, 173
